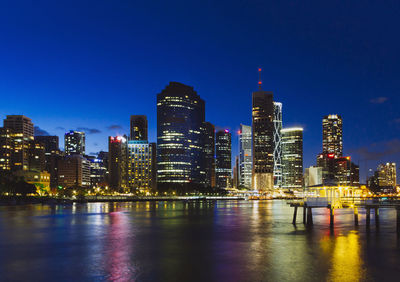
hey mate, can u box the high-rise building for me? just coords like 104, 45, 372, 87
273, 102, 283, 188
86, 156, 107, 188
281, 128, 303, 190
157, 82, 206, 192
369, 163, 396, 193
334, 156, 359, 186
322, 114, 343, 157
130, 115, 148, 141
57, 154, 90, 188
252, 90, 274, 192
3, 115, 34, 171
108, 136, 128, 192
202, 122, 215, 188
0, 127, 13, 171
34, 136, 59, 154
65, 131, 85, 155
127, 140, 155, 194
28, 141, 46, 172
215, 130, 231, 189
239, 124, 252, 188
233, 155, 239, 189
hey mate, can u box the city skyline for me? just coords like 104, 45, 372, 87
2, 1, 400, 182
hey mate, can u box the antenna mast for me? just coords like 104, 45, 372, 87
258, 68, 262, 90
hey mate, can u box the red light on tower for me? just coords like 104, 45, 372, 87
328, 153, 335, 159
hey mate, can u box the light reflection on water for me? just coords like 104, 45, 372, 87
0, 200, 398, 281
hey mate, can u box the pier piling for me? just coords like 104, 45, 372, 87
292, 206, 298, 224
307, 207, 313, 226
366, 208, 371, 229
330, 207, 334, 228
354, 207, 358, 226
303, 206, 307, 224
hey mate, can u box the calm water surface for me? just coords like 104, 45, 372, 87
0, 200, 399, 281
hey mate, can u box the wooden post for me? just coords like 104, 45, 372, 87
303, 206, 307, 224
292, 206, 298, 224
366, 207, 370, 229
307, 207, 313, 226
354, 207, 358, 226
330, 207, 334, 228
375, 207, 379, 228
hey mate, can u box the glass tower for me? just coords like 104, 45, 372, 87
273, 102, 282, 188
239, 124, 252, 188
65, 131, 85, 155
215, 130, 231, 188
281, 128, 303, 190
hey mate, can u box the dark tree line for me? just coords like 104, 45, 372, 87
0, 172, 37, 196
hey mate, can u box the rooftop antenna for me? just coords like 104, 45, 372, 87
258, 68, 262, 90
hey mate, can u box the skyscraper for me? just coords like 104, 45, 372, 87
369, 163, 396, 193
108, 136, 128, 192
252, 90, 274, 192
322, 114, 343, 157
202, 122, 215, 188
57, 154, 90, 188
34, 136, 59, 154
273, 102, 283, 188
281, 128, 303, 190
65, 131, 85, 155
239, 124, 252, 188
215, 130, 231, 189
127, 140, 155, 194
130, 115, 148, 141
0, 127, 13, 171
3, 115, 34, 171
157, 82, 205, 192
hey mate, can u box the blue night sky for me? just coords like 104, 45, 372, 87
1, 1, 400, 182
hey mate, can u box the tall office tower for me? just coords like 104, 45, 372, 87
322, 114, 343, 157
150, 142, 157, 192
65, 131, 85, 155
335, 156, 359, 186
28, 141, 46, 172
0, 127, 13, 171
34, 136, 59, 154
127, 140, 155, 194
57, 154, 90, 188
157, 82, 206, 192
273, 102, 283, 188
281, 128, 303, 190
108, 136, 128, 192
3, 115, 34, 171
239, 124, 252, 188
233, 155, 239, 189
252, 89, 274, 192
86, 156, 107, 188
130, 115, 148, 141
202, 122, 215, 188
215, 130, 231, 188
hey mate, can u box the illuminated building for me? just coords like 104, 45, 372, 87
273, 102, 283, 188
239, 124, 252, 188
304, 166, 323, 187
202, 122, 215, 188
28, 141, 46, 172
3, 115, 34, 171
322, 114, 343, 157
335, 156, 359, 186
57, 154, 90, 188
157, 82, 206, 192
369, 163, 396, 193
233, 155, 239, 188
108, 136, 128, 192
252, 88, 274, 192
0, 127, 13, 171
130, 115, 148, 141
86, 156, 107, 188
65, 131, 85, 155
216, 130, 231, 188
34, 136, 59, 154
127, 140, 155, 193
281, 128, 303, 190
14, 170, 51, 194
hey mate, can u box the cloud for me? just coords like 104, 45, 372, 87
76, 127, 101, 134
350, 139, 400, 161
370, 97, 388, 104
89, 152, 99, 156
107, 125, 123, 130
93, 142, 98, 146
55, 126, 65, 131
34, 126, 50, 136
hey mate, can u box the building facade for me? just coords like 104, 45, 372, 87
130, 115, 148, 141
108, 136, 128, 192
252, 90, 274, 192
215, 130, 231, 189
281, 128, 303, 190
202, 122, 215, 188
157, 82, 206, 192
273, 102, 282, 188
304, 166, 323, 187
65, 131, 85, 155
239, 124, 252, 188
322, 114, 343, 157
57, 154, 90, 188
